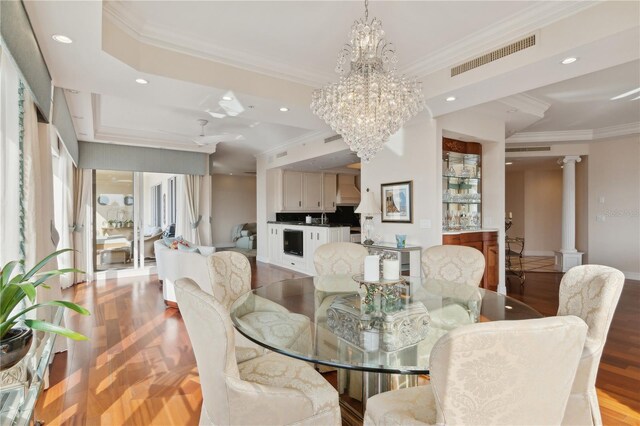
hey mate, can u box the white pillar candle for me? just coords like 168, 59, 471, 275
383, 259, 400, 280
364, 255, 380, 282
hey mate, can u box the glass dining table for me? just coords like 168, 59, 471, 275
230, 275, 541, 421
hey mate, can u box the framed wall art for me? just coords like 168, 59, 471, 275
381, 181, 413, 223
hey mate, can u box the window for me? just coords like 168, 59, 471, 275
168, 176, 177, 225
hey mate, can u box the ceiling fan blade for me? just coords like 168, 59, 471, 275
193, 134, 245, 145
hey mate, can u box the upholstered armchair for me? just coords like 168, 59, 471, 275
421, 245, 485, 287
175, 279, 341, 426
557, 265, 625, 426
207, 251, 312, 360
234, 222, 257, 250
364, 316, 588, 426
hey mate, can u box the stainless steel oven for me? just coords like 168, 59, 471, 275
283, 229, 304, 257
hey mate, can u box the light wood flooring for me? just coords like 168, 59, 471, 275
35, 263, 640, 425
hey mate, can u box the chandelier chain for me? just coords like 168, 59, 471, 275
364, 0, 369, 21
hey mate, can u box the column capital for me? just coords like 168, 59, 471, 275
558, 155, 582, 165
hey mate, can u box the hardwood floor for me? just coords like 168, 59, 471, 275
36, 264, 639, 425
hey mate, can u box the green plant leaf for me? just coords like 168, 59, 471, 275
15, 283, 36, 302
3, 300, 91, 326
1, 260, 21, 289
31, 268, 83, 287
24, 319, 88, 341
22, 248, 74, 281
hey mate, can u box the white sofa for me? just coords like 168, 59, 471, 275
154, 239, 216, 306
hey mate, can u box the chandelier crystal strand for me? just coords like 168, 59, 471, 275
311, 1, 425, 162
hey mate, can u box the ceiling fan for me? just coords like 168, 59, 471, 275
160, 119, 244, 147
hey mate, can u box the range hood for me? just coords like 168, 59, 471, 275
336, 174, 361, 206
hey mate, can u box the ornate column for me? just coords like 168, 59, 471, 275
555, 156, 584, 272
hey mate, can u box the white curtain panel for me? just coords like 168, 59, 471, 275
53, 142, 75, 288
180, 175, 203, 244
0, 48, 21, 265
72, 167, 92, 284
23, 90, 67, 357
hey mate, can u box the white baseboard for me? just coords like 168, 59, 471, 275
256, 255, 269, 263
94, 266, 158, 281
623, 271, 640, 281
522, 250, 555, 257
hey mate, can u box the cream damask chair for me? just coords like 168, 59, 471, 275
207, 251, 312, 362
558, 265, 625, 426
175, 279, 341, 426
313, 243, 369, 374
364, 316, 588, 426
421, 245, 485, 287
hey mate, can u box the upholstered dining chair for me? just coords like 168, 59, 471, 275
314, 242, 369, 275
207, 251, 312, 362
313, 242, 369, 375
175, 278, 341, 426
421, 245, 485, 287
557, 265, 625, 426
364, 316, 588, 426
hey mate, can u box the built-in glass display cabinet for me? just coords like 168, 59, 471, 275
442, 138, 482, 231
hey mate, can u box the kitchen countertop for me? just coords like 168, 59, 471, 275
267, 221, 351, 228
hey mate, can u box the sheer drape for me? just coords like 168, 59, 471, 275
53, 142, 75, 288
177, 175, 205, 244
0, 47, 21, 264
23, 91, 67, 356
72, 168, 92, 284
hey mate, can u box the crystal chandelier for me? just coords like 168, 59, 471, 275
311, 0, 425, 162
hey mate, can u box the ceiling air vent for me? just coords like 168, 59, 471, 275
451, 35, 536, 77
244, 171, 257, 175
506, 146, 551, 153
324, 134, 342, 143
276, 151, 288, 158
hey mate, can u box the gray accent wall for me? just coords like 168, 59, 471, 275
52, 87, 79, 163
0, 1, 52, 122
79, 141, 208, 175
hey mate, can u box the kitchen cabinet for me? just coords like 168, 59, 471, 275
267, 223, 350, 274
442, 230, 498, 291
323, 173, 337, 212
303, 173, 323, 210
268, 224, 283, 265
278, 170, 339, 213
283, 171, 303, 211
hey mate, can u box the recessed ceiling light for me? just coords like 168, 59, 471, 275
610, 87, 640, 101
52, 34, 73, 44
279, 107, 289, 112
505, 162, 513, 165
561, 57, 577, 65
135, 78, 149, 85
446, 96, 456, 102
222, 96, 233, 101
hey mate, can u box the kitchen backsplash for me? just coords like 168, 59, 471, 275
276, 206, 360, 226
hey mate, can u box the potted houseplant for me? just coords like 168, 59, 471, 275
0, 249, 90, 371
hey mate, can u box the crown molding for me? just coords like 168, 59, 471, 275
507, 122, 640, 143
498, 93, 551, 118
593, 122, 640, 140
404, 1, 600, 78
102, 2, 329, 87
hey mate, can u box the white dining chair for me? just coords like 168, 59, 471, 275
421, 245, 485, 287
314, 242, 369, 275
175, 278, 341, 425
364, 315, 588, 426
207, 251, 312, 362
557, 265, 625, 426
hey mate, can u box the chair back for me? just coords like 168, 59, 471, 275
314, 242, 369, 276
175, 278, 239, 425
430, 316, 587, 425
207, 251, 252, 311
557, 265, 625, 425
421, 245, 485, 287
